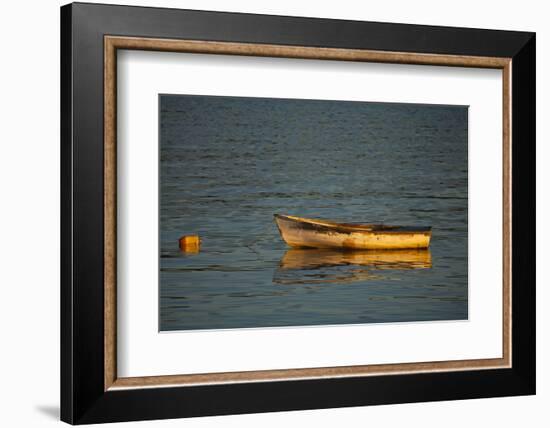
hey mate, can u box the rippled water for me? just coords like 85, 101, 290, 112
160, 95, 468, 331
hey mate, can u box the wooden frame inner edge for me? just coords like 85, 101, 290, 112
104, 36, 512, 391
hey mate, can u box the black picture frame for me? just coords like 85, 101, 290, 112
61, 2, 535, 424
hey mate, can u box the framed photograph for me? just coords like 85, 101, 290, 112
60, 2, 535, 424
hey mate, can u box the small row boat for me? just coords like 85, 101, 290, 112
274, 214, 431, 250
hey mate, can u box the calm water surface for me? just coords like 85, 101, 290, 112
160, 95, 468, 331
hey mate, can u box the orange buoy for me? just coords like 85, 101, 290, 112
179, 235, 200, 253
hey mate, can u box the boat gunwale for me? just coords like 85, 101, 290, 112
274, 214, 432, 235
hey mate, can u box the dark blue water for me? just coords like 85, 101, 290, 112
160, 95, 468, 331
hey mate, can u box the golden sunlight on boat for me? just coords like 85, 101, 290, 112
274, 214, 431, 250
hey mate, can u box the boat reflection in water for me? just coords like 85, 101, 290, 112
273, 248, 432, 285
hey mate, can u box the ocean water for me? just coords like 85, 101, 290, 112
159, 95, 468, 331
